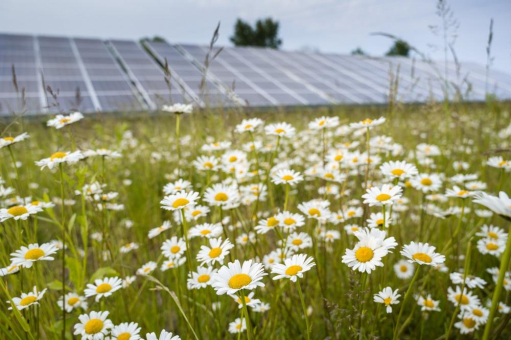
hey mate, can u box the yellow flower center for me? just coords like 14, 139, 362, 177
462, 318, 476, 329
171, 246, 181, 254
400, 265, 408, 272
96, 283, 112, 293
50, 152, 67, 161
167, 262, 175, 268
191, 210, 202, 217
455, 294, 469, 305
68, 297, 80, 306
59, 118, 71, 124
347, 211, 356, 217
376, 194, 391, 201
498, 161, 509, 167
7, 206, 28, 216
319, 120, 326, 126
282, 175, 294, 181
228, 273, 252, 289
214, 193, 228, 201
383, 297, 392, 306
284, 218, 296, 226
472, 309, 483, 317
275, 128, 285, 134
245, 124, 253, 129
209, 247, 222, 258
308, 208, 320, 217
335, 155, 343, 161
24, 248, 45, 260
391, 169, 405, 176
200, 229, 211, 235
172, 198, 189, 208
412, 253, 432, 263
117, 333, 131, 340
236, 324, 242, 330
7, 265, 18, 273
362, 118, 373, 125
285, 265, 302, 276
423, 299, 435, 308
3, 137, 15, 142
420, 178, 432, 186
486, 243, 499, 251
31, 201, 40, 206
20, 296, 37, 306
351, 227, 358, 231
355, 247, 374, 263
229, 156, 237, 162
84, 319, 104, 334
376, 219, 384, 226
267, 217, 279, 227
237, 296, 251, 304
143, 267, 151, 273
487, 232, 498, 239
458, 190, 469, 196
324, 173, 334, 179
292, 239, 303, 246
197, 274, 210, 283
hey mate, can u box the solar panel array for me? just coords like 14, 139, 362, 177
1, 32, 511, 115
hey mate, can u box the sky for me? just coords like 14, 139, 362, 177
1, 0, 510, 73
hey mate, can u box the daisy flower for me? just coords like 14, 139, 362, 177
228, 318, 247, 334
393, 259, 415, 279
379, 161, 418, 179
344, 224, 361, 235
204, 184, 239, 207
235, 118, 263, 133
120, 242, 139, 253
350, 117, 385, 129
162, 103, 193, 114
309, 116, 339, 130
487, 156, 511, 170
344, 206, 363, 219
253, 302, 271, 313
254, 216, 280, 234
161, 237, 187, 259
161, 191, 199, 211
137, 261, 157, 275
161, 258, 186, 271
286, 232, 313, 252
271, 169, 303, 186
411, 173, 443, 193
197, 237, 234, 265
367, 212, 392, 228
9, 286, 46, 310
445, 186, 474, 199
148, 221, 172, 239
185, 205, 210, 220
450, 272, 486, 289
276, 211, 305, 231
111, 322, 141, 340
0, 204, 42, 222
211, 259, 266, 295
467, 306, 489, 324
0, 263, 20, 276
74, 311, 113, 339
362, 184, 402, 206
146, 330, 181, 339
476, 238, 505, 256
10, 243, 58, 268
230, 291, 261, 309
47, 112, 84, 129
447, 286, 480, 311
416, 294, 440, 311
163, 179, 192, 195
84, 277, 123, 302
35, 150, 84, 170
193, 156, 219, 171
298, 201, 331, 221
189, 223, 223, 239
272, 254, 315, 282
401, 242, 445, 266
473, 191, 511, 219
57, 292, 88, 312
454, 314, 481, 334
264, 122, 295, 138
0, 132, 29, 148
187, 266, 217, 289
323, 230, 341, 242
342, 229, 397, 273
374, 287, 400, 313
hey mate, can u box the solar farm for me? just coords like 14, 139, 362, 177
0, 25, 511, 340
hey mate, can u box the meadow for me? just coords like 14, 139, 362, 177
0, 101, 510, 340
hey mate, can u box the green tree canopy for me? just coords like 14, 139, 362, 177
385, 40, 410, 57
351, 47, 367, 56
230, 18, 282, 49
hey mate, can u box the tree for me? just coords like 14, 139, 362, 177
140, 36, 167, 43
230, 18, 282, 49
385, 40, 410, 57
351, 47, 367, 56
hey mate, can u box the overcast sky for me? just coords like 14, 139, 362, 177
2, 0, 510, 73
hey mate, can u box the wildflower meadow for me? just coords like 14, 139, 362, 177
0, 104, 510, 339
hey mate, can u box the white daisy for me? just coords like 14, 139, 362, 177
197, 237, 234, 265
416, 294, 440, 311
393, 259, 415, 279
161, 237, 187, 259
163, 179, 192, 195
285, 232, 313, 252
0, 132, 29, 148
161, 258, 187, 271
193, 155, 219, 172
235, 118, 264, 133
137, 261, 157, 275
161, 191, 199, 211
185, 205, 210, 220
47, 112, 84, 129
308, 116, 339, 130
228, 318, 247, 334
447, 286, 480, 311
57, 292, 88, 312
264, 122, 295, 138
148, 221, 172, 239
162, 103, 193, 114
204, 184, 239, 207
74, 311, 113, 339
189, 223, 223, 239
477, 237, 506, 256
211, 259, 266, 295
473, 191, 511, 219
230, 291, 261, 309
411, 174, 443, 193
450, 272, 487, 289
0, 204, 42, 222
445, 186, 474, 199
401, 242, 445, 266
380, 160, 418, 179
110, 322, 141, 340
362, 184, 402, 206
271, 254, 315, 282
84, 277, 123, 302
10, 243, 58, 268
9, 286, 46, 310
271, 169, 304, 186
276, 211, 305, 231
350, 117, 385, 129
374, 287, 400, 313
35, 150, 84, 170
187, 266, 217, 289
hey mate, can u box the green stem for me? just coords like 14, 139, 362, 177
284, 183, 290, 211
240, 290, 252, 340
58, 164, 66, 340
393, 266, 420, 340
483, 227, 511, 340
297, 280, 311, 340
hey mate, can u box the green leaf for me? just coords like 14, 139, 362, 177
67, 257, 83, 291
90, 267, 119, 282
47, 280, 73, 291
67, 213, 77, 233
